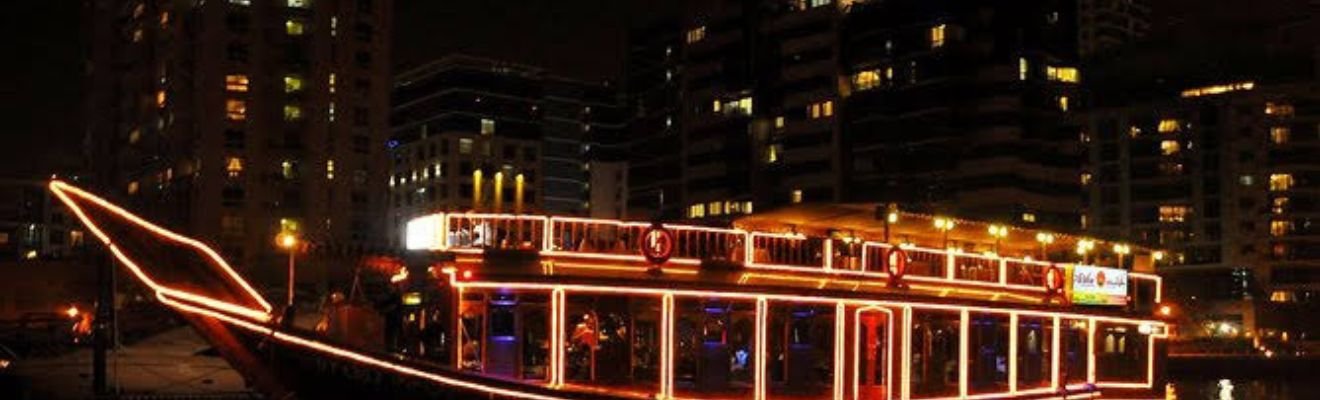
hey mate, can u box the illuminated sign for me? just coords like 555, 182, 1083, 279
640, 224, 674, 265
1068, 265, 1129, 306
405, 214, 443, 250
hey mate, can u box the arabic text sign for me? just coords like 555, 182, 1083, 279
1069, 265, 1129, 306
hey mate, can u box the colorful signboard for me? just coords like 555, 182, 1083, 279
1067, 265, 1129, 306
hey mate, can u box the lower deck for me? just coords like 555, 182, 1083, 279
388, 278, 1166, 400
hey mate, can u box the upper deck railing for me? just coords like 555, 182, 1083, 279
409, 213, 1162, 308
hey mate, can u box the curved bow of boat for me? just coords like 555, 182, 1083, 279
49, 180, 274, 321
48, 179, 619, 400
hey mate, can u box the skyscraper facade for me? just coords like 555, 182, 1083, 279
84, 0, 394, 285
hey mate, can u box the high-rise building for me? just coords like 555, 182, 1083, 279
627, 0, 849, 220
1076, 0, 1150, 59
84, 0, 394, 286
1083, 81, 1320, 337
387, 55, 625, 245
627, 0, 1082, 229
841, 0, 1082, 229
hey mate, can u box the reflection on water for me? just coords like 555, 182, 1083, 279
1166, 378, 1318, 399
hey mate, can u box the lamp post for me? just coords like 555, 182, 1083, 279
1035, 232, 1056, 261
276, 232, 300, 324
1113, 243, 1131, 269
987, 224, 1008, 254
933, 216, 955, 250
1076, 238, 1095, 264
883, 203, 899, 243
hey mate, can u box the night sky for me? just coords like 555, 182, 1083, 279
393, 0, 673, 82
1, 1, 85, 177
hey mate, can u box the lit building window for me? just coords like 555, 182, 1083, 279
1240, 175, 1254, 186
1158, 119, 1179, 133
1080, 172, 1092, 185
709, 201, 723, 216
685, 26, 706, 43
156, 90, 167, 108
128, 129, 141, 144
1269, 173, 1294, 191
774, 116, 785, 129
720, 97, 753, 115
1046, 66, 1079, 83
284, 104, 303, 121
325, 160, 335, 180
480, 118, 495, 135
328, 101, 336, 122
284, 75, 304, 93
712, 100, 722, 113
1264, 102, 1294, 116
1057, 96, 1069, 112
929, 24, 946, 48
286, 0, 310, 8
1180, 81, 1254, 98
1270, 126, 1289, 144
279, 218, 301, 234
687, 203, 706, 218
809, 100, 834, 119
791, 189, 803, 204
328, 73, 336, 94
1018, 57, 1028, 80
1270, 290, 1296, 303
127, 181, 139, 195
1158, 205, 1189, 222
852, 70, 881, 91
226, 99, 247, 120
1272, 197, 1288, 215
225, 74, 250, 92
286, 19, 305, 35
281, 160, 297, 180
1160, 140, 1180, 155
1021, 212, 1036, 223
229, 0, 250, 5
459, 138, 473, 154
226, 157, 244, 178
767, 144, 781, 164
809, 0, 832, 8
1270, 220, 1292, 237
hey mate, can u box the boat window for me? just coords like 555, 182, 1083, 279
564, 294, 662, 394
1097, 322, 1147, 382
674, 298, 756, 399
1016, 316, 1054, 390
1061, 318, 1091, 384
768, 304, 836, 400
909, 310, 961, 398
968, 313, 1010, 393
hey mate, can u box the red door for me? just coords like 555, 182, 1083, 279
856, 309, 891, 400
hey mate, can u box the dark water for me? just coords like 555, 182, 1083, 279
1167, 378, 1319, 399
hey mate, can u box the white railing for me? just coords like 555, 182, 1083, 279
412, 213, 1159, 306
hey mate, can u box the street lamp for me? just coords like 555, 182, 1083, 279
1035, 232, 1056, 261
1076, 238, 1096, 264
933, 216, 955, 249
987, 224, 1008, 254
1112, 243, 1131, 269
882, 203, 899, 243
276, 232, 300, 323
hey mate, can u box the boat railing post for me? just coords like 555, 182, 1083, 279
999, 258, 1008, 285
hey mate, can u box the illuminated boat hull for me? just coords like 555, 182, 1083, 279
50, 180, 1168, 400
